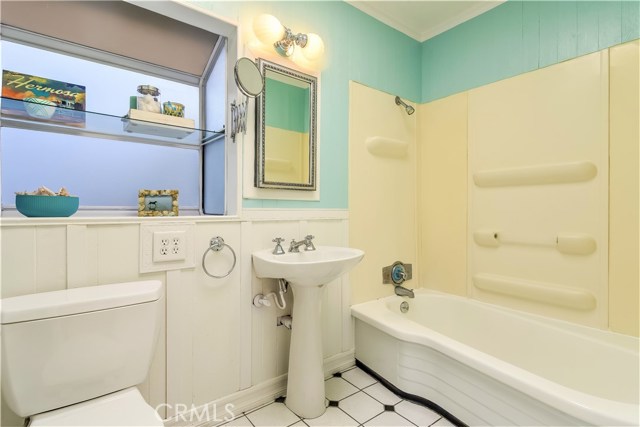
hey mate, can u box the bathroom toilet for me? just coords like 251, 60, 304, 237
0, 280, 164, 426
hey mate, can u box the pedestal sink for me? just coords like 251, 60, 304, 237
252, 246, 364, 418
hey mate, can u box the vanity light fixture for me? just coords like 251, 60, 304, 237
253, 14, 324, 60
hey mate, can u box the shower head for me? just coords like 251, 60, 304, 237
395, 96, 415, 115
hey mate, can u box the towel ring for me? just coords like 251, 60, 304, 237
202, 236, 236, 279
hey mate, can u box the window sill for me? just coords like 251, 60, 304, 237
0, 208, 350, 226
0, 209, 238, 226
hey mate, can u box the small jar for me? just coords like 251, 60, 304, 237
137, 85, 160, 97
163, 101, 185, 118
136, 85, 161, 113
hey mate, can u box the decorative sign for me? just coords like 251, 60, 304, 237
1, 70, 86, 126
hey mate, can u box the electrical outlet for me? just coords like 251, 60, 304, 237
153, 231, 186, 262
140, 223, 195, 273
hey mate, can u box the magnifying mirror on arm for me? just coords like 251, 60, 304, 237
235, 57, 264, 97
231, 58, 264, 141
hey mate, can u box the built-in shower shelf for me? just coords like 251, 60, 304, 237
472, 273, 597, 311
473, 230, 597, 255
365, 136, 409, 158
473, 161, 597, 187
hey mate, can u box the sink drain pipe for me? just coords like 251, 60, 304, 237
253, 279, 288, 309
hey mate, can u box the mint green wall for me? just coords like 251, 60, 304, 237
192, 1, 421, 209
265, 78, 309, 133
244, 2, 421, 209
422, 0, 640, 102
195, 0, 637, 210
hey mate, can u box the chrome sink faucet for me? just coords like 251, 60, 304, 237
289, 235, 316, 252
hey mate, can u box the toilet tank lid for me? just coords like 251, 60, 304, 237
0, 280, 162, 324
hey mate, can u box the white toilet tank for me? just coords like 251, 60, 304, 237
0, 280, 162, 418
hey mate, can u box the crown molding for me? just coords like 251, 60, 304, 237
347, 1, 423, 41
418, 1, 505, 42
346, 1, 505, 43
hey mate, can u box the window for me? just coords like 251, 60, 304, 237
0, 1, 233, 215
1, 40, 202, 210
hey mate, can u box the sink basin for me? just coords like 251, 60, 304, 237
252, 246, 364, 287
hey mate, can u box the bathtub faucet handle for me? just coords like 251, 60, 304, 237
383, 261, 412, 285
392, 264, 407, 282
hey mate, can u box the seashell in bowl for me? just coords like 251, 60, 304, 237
23, 98, 57, 119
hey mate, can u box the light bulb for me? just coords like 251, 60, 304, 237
302, 33, 324, 61
253, 14, 285, 45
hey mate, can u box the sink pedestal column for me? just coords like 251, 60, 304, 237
285, 284, 326, 418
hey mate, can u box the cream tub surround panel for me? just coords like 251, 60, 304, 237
608, 40, 640, 336
353, 41, 638, 334
417, 92, 468, 298
418, 43, 640, 332
467, 50, 609, 328
0, 213, 354, 425
348, 81, 418, 305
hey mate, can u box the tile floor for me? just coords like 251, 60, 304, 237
216, 366, 457, 427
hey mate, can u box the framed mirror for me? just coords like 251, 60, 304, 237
256, 59, 317, 190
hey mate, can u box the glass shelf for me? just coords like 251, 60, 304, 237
0, 97, 224, 148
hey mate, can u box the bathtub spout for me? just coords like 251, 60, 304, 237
394, 285, 414, 298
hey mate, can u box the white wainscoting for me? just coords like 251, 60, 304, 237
0, 211, 353, 425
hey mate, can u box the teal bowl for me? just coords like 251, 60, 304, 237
15, 195, 79, 217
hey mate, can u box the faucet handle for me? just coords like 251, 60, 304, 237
304, 235, 316, 251
382, 261, 413, 285
272, 237, 285, 255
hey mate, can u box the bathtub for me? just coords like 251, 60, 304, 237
351, 290, 639, 426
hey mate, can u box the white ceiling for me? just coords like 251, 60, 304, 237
347, 1, 505, 42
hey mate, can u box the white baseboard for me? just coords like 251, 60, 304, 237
164, 350, 355, 427
322, 350, 356, 378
